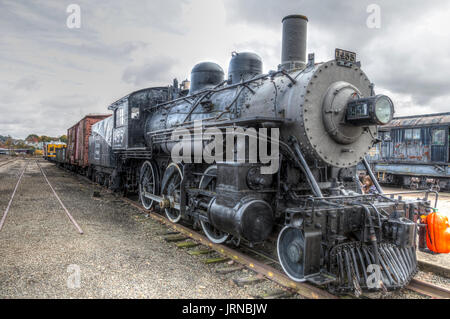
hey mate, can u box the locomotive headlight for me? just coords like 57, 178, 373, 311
374, 95, 394, 124
346, 94, 394, 126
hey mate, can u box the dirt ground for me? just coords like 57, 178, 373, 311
0, 159, 261, 298
0, 158, 448, 298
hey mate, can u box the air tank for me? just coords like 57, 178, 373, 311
227, 52, 263, 84
189, 62, 224, 94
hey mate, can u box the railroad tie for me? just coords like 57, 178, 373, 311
164, 231, 180, 236
203, 257, 230, 264
233, 275, 265, 287
187, 249, 214, 256
254, 289, 294, 299
163, 235, 189, 242
176, 241, 199, 248
215, 266, 245, 274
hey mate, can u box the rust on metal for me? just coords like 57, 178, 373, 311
418, 260, 450, 279
384, 112, 450, 128
66, 114, 111, 168
407, 278, 450, 299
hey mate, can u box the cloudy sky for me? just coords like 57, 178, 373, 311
1, 0, 449, 139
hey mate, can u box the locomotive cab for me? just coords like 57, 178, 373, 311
110, 87, 170, 150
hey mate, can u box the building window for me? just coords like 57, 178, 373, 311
404, 129, 412, 140
412, 128, 421, 140
432, 129, 445, 146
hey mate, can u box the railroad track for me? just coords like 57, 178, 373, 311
52, 160, 450, 299
0, 158, 17, 167
122, 197, 450, 299
122, 197, 336, 299
0, 160, 28, 231
35, 160, 83, 234
407, 278, 450, 299
0, 159, 83, 235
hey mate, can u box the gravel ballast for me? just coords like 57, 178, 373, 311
0, 159, 262, 298
1, 159, 448, 298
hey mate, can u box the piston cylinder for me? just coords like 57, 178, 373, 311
207, 197, 273, 242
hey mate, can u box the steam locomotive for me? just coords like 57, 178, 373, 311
59, 15, 438, 294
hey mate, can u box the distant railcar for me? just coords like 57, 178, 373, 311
54, 145, 66, 166
43, 142, 66, 160
88, 115, 116, 186
365, 112, 450, 191
66, 114, 111, 173
34, 149, 44, 156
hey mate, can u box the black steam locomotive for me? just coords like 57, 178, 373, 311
69, 15, 436, 294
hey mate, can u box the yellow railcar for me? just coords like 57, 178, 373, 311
44, 142, 66, 160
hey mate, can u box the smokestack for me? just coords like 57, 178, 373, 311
280, 15, 308, 71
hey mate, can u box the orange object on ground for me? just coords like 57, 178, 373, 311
425, 210, 450, 253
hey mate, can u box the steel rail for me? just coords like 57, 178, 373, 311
121, 197, 337, 299
0, 160, 28, 231
407, 278, 450, 299
35, 161, 84, 234
0, 158, 17, 167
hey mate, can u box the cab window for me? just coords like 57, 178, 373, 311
115, 100, 128, 127
432, 129, 445, 146
130, 106, 139, 119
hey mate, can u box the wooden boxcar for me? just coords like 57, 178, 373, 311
365, 112, 450, 191
66, 114, 111, 173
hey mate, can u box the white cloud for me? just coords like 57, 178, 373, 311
0, 0, 449, 139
